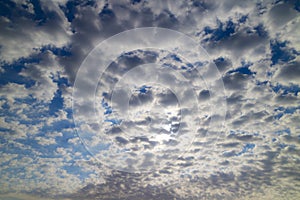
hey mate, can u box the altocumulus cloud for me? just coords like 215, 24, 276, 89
0, 0, 300, 200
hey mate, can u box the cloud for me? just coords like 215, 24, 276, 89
0, 0, 299, 199
0, 0, 70, 62
274, 59, 300, 85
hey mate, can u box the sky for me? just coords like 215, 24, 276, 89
0, 0, 299, 199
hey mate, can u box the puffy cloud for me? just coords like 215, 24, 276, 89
273, 59, 300, 85
0, 0, 70, 62
0, 0, 299, 199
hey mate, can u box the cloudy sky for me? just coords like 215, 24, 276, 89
0, 0, 300, 199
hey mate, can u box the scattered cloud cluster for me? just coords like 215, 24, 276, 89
0, 0, 299, 199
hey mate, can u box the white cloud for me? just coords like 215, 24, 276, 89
0, 0, 299, 199
0, 0, 71, 62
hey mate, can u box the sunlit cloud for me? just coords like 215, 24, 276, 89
0, 0, 299, 199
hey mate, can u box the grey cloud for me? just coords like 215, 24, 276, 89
274, 60, 300, 85
214, 57, 233, 73
198, 89, 210, 101
129, 91, 154, 106
274, 93, 299, 105
115, 136, 129, 145
1, 0, 300, 199
212, 27, 268, 52
158, 90, 178, 106
0, 0, 70, 62
268, 2, 299, 27
219, 142, 240, 148
228, 134, 253, 141
226, 93, 243, 105
223, 72, 250, 90
56, 1, 184, 84
107, 126, 122, 135
66, 169, 180, 200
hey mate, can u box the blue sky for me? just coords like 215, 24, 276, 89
0, 0, 300, 199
